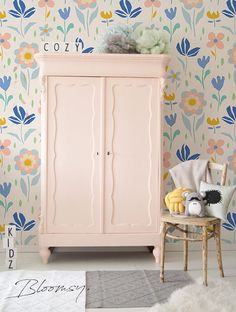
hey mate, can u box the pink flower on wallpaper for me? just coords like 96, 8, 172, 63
228, 43, 236, 68
76, 0, 97, 10
163, 152, 171, 168
181, 0, 203, 9
180, 89, 206, 116
38, 0, 55, 8
0, 139, 11, 156
14, 149, 40, 175
144, 0, 161, 8
207, 139, 224, 156
0, 33, 11, 49
15, 42, 39, 69
228, 149, 236, 173
207, 32, 224, 49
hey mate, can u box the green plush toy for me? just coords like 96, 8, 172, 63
135, 28, 169, 54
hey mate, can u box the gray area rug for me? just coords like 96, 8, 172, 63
86, 270, 192, 308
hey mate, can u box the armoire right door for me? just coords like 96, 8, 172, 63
104, 77, 160, 233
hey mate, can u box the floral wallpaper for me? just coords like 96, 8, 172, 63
0, 0, 236, 248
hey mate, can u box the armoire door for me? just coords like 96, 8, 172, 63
46, 77, 102, 233
104, 77, 160, 233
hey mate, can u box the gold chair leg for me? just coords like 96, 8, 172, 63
160, 221, 167, 283
215, 221, 224, 278
202, 226, 208, 286
183, 225, 188, 271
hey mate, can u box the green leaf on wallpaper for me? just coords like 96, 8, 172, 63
7, 58, 11, 66
196, 7, 205, 24
7, 164, 11, 172
0, 94, 4, 101
8, 26, 21, 35
24, 235, 36, 245
173, 129, 180, 140
221, 58, 224, 66
7, 202, 13, 210
0, 200, 4, 207
20, 71, 27, 91
221, 95, 227, 103
182, 114, 192, 135
7, 95, 13, 104
195, 75, 201, 84
24, 22, 36, 35
57, 26, 64, 34
195, 114, 205, 131
67, 23, 74, 33
31, 68, 39, 80
20, 177, 27, 197
19, 199, 22, 207
173, 23, 180, 34
212, 94, 218, 101
163, 132, 171, 140
204, 69, 211, 79
31, 173, 40, 186
89, 6, 98, 25
182, 7, 192, 30
163, 26, 170, 34
8, 132, 21, 142
75, 7, 85, 28
24, 128, 36, 142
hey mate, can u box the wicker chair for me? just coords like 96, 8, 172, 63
160, 162, 227, 286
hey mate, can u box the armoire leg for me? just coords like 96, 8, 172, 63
40, 247, 51, 264
153, 246, 160, 263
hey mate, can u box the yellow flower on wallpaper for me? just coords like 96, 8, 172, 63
0, 224, 5, 233
100, 11, 112, 20
207, 117, 220, 126
207, 11, 220, 20
164, 92, 175, 101
0, 11, 6, 19
0, 117, 6, 126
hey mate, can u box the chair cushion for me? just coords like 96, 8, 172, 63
200, 181, 236, 221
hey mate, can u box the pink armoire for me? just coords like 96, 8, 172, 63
36, 53, 170, 264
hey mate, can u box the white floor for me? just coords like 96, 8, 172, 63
1, 249, 236, 312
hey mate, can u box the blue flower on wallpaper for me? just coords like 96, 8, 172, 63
10, 212, 36, 232
0, 76, 11, 91
222, 212, 236, 231
165, 114, 177, 127
8, 0, 36, 37
75, 38, 94, 53
222, 106, 236, 125
211, 76, 225, 91
176, 38, 200, 73
9, 0, 35, 18
177, 38, 200, 57
165, 7, 177, 20
176, 144, 200, 162
0, 182, 11, 198
8, 106, 36, 144
211, 76, 226, 112
222, 0, 236, 18
115, 0, 142, 19
58, 7, 74, 42
163, 7, 180, 42
0, 75, 13, 112
0, 182, 13, 218
197, 56, 210, 69
58, 7, 71, 20
9, 106, 35, 125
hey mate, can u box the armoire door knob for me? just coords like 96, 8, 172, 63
107, 151, 111, 155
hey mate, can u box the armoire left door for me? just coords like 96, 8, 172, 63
45, 76, 103, 233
